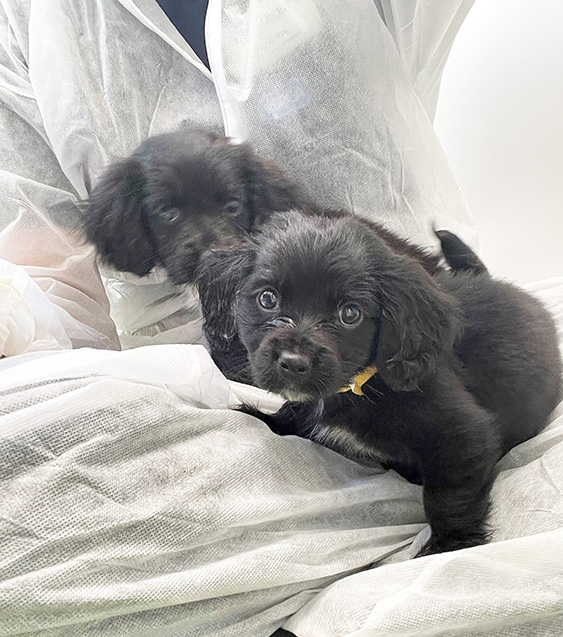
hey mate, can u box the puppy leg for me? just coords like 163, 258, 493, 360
418, 377, 500, 555
419, 479, 494, 556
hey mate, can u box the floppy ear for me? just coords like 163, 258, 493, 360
241, 144, 313, 226
375, 259, 461, 391
197, 246, 257, 333
82, 157, 157, 276
196, 246, 257, 381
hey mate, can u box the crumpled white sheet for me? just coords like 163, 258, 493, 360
0, 279, 562, 637
101, 269, 208, 350
0, 345, 426, 637
0, 259, 72, 357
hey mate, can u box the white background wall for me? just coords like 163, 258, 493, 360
434, 0, 563, 283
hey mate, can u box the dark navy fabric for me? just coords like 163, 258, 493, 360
156, 0, 210, 69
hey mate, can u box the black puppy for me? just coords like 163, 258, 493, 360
229, 209, 561, 555
81, 128, 311, 283
197, 211, 486, 384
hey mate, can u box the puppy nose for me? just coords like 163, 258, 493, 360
277, 351, 311, 376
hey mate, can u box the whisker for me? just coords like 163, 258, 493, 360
314, 377, 330, 393
362, 384, 384, 398
359, 392, 377, 406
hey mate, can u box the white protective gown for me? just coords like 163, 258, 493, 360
0, 0, 476, 350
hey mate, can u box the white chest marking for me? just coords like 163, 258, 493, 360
309, 423, 391, 463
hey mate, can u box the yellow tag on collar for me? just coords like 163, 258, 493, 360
338, 365, 378, 396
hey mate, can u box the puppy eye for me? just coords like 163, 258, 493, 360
339, 304, 362, 326
224, 199, 241, 215
158, 207, 181, 223
258, 289, 279, 311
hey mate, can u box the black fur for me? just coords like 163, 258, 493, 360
435, 229, 487, 275
81, 128, 312, 283
197, 210, 484, 384
231, 210, 561, 555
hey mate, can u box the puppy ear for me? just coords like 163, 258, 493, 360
375, 259, 460, 391
197, 246, 257, 378
242, 145, 312, 225
82, 157, 157, 276
197, 246, 257, 323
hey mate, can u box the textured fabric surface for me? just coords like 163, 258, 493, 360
0, 346, 425, 637
0, 0, 475, 350
0, 279, 562, 636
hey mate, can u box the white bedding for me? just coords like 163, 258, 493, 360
0, 278, 562, 637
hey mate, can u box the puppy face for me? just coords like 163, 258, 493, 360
237, 211, 460, 400
237, 212, 381, 400
141, 131, 253, 283
83, 129, 308, 283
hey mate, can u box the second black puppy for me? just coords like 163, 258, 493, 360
234, 210, 561, 555
82, 128, 311, 283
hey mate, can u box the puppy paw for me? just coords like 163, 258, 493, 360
416, 529, 492, 557
235, 403, 268, 421
235, 403, 289, 436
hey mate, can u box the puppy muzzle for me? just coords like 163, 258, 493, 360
249, 328, 343, 401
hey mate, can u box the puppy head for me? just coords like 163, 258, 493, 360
237, 211, 460, 400
82, 129, 307, 283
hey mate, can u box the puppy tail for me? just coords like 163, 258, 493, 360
434, 229, 489, 276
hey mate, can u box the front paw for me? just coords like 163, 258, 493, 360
235, 403, 288, 436
237, 402, 267, 420
416, 529, 492, 557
